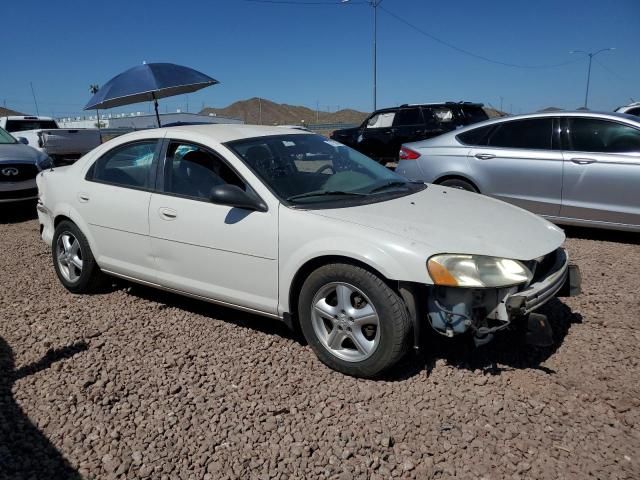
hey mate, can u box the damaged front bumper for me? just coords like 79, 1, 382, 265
423, 248, 581, 345
506, 248, 581, 316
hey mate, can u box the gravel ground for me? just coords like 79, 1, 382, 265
1, 203, 639, 480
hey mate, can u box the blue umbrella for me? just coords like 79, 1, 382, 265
84, 63, 219, 127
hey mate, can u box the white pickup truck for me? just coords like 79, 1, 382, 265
0, 116, 102, 164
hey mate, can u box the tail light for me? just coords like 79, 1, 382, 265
399, 147, 420, 160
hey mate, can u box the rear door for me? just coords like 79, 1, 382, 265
466, 117, 563, 216
80, 139, 161, 281
560, 117, 640, 227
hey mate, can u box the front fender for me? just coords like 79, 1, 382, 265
277, 208, 430, 314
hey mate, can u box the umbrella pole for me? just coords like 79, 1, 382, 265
152, 92, 161, 127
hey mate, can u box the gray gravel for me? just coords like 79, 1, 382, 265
1, 204, 639, 479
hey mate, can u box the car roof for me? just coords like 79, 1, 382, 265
112, 123, 311, 145
373, 102, 483, 113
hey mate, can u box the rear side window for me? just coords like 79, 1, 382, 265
487, 118, 553, 150
393, 108, 423, 126
627, 107, 640, 117
88, 140, 157, 189
567, 118, 640, 153
456, 125, 494, 146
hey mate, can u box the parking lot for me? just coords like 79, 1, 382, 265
1, 204, 639, 480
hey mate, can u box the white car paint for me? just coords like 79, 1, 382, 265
37, 124, 566, 320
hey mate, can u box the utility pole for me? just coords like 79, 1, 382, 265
258, 97, 262, 125
30, 82, 40, 116
342, 0, 382, 110
570, 48, 615, 109
316, 100, 319, 123
500, 96, 503, 113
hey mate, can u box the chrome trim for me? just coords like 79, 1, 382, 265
101, 269, 283, 320
506, 248, 569, 315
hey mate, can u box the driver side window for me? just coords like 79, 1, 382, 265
163, 141, 245, 201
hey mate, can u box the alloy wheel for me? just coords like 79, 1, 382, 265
311, 282, 380, 362
56, 232, 83, 283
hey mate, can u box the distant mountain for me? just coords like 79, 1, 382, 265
0, 107, 26, 117
200, 98, 507, 125
200, 97, 367, 126
538, 106, 564, 112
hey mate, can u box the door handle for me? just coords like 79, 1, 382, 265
571, 158, 596, 165
158, 207, 177, 220
78, 193, 90, 203
475, 153, 495, 160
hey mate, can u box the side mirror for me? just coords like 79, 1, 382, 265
209, 184, 267, 212
17, 137, 29, 145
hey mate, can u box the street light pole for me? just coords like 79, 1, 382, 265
570, 48, 615, 109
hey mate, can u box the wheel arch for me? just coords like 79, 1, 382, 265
434, 174, 480, 192
286, 255, 394, 332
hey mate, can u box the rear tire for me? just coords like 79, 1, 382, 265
298, 263, 411, 378
52, 220, 105, 293
439, 178, 478, 192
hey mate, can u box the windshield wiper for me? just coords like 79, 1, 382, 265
286, 190, 369, 202
368, 180, 421, 194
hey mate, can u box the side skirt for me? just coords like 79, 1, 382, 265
101, 269, 284, 321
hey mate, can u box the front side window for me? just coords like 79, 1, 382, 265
567, 118, 640, 153
164, 141, 245, 200
227, 134, 425, 208
366, 112, 395, 129
487, 118, 553, 150
89, 140, 157, 188
393, 108, 423, 126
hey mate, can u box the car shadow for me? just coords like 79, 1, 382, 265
123, 283, 304, 345
384, 298, 583, 381
0, 200, 38, 224
563, 225, 639, 245
0, 335, 86, 479
123, 283, 581, 381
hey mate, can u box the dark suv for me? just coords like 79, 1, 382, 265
330, 102, 489, 164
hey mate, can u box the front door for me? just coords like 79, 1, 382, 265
358, 110, 397, 161
467, 117, 563, 216
560, 117, 640, 227
149, 140, 279, 314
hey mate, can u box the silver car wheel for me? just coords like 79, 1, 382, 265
56, 232, 83, 283
311, 282, 380, 362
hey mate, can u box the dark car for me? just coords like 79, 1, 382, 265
331, 102, 489, 164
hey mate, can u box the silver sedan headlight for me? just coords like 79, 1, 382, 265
427, 254, 533, 288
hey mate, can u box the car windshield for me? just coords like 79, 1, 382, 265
226, 134, 425, 207
0, 127, 17, 144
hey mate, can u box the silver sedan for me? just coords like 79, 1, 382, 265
396, 111, 640, 232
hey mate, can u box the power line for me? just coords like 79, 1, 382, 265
244, 0, 365, 5
379, 6, 580, 69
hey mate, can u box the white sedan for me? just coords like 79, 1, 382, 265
36, 125, 580, 377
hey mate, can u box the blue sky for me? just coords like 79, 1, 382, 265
2, 0, 638, 118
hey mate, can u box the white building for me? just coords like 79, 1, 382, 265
58, 111, 243, 129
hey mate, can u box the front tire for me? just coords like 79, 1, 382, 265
298, 263, 411, 378
52, 220, 105, 293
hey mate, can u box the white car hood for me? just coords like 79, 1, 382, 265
307, 185, 565, 261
